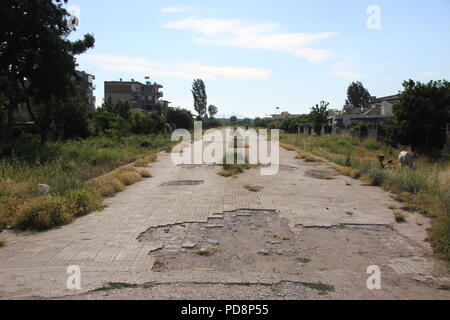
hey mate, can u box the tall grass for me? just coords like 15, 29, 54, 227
282, 133, 450, 260
0, 134, 173, 231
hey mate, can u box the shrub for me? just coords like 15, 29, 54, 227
116, 171, 141, 186
394, 211, 407, 223
65, 188, 102, 217
95, 177, 126, 197
15, 195, 73, 231
218, 170, 234, 177
134, 158, 149, 167
362, 169, 385, 186
139, 169, 152, 178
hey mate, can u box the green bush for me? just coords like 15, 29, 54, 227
15, 195, 73, 231
65, 188, 102, 217
364, 169, 385, 186
281, 132, 450, 260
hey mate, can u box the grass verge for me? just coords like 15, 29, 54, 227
0, 134, 173, 231
281, 133, 450, 260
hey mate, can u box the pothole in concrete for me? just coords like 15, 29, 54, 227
159, 180, 205, 186
137, 213, 429, 279
137, 209, 311, 273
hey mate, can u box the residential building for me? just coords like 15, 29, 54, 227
329, 94, 399, 129
76, 71, 96, 109
322, 94, 400, 140
104, 79, 170, 113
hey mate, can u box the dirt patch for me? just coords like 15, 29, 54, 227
159, 180, 205, 186
138, 210, 312, 274
136, 209, 450, 294
305, 168, 339, 180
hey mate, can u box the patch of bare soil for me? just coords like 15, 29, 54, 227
133, 210, 449, 300
139, 210, 305, 274
305, 168, 339, 180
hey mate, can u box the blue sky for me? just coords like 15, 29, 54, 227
69, 0, 450, 117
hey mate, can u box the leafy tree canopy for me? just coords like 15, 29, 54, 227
0, 0, 95, 142
347, 81, 371, 109
390, 79, 450, 154
310, 101, 329, 134
208, 105, 218, 119
166, 107, 194, 130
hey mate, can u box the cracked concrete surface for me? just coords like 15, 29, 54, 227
0, 130, 449, 299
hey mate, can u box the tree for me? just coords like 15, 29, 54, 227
166, 107, 194, 130
54, 95, 90, 139
310, 101, 329, 134
101, 96, 115, 113
347, 82, 371, 109
130, 112, 167, 135
191, 79, 207, 119
229, 116, 238, 125
113, 100, 131, 121
390, 80, 450, 154
208, 105, 218, 118
0, 0, 95, 143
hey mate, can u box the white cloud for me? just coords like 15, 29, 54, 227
161, 6, 194, 14
81, 54, 270, 80
164, 17, 337, 62
331, 71, 362, 80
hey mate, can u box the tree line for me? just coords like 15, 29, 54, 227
256, 80, 450, 155
0, 1, 220, 157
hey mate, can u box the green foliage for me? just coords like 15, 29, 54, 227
208, 105, 218, 118
88, 111, 131, 137
390, 79, 450, 154
0, 0, 95, 143
347, 81, 371, 109
281, 133, 450, 260
65, 188, 102, 217
53, 95, 91, 139
310, 101, 329, 134
0, 134, 174, 230
130, 112, 168, 135
192, 79, 207, 119
111, 100, 132, 121
203, 118, 221, 129
15, 195, 73, 231
166, 107, 194, 130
